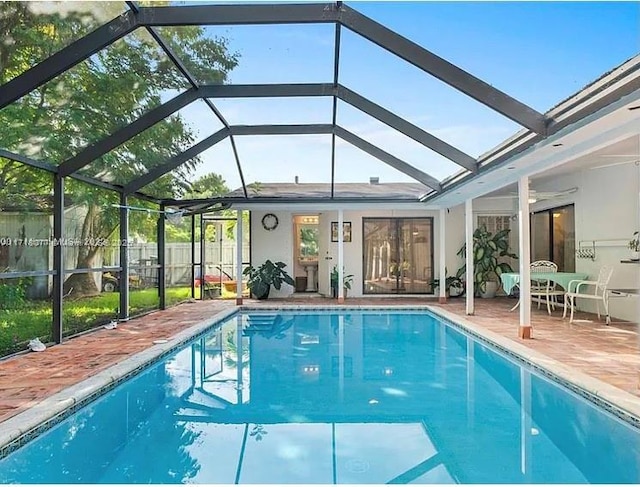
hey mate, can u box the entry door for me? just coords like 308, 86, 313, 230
317, 212, 332, 296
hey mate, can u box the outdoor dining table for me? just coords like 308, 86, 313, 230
500, 271, 589, 311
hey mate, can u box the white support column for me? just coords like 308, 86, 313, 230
338, 209, 345, 303
518, 176, 533, 339
439, 208, 447, 304
236, 209, 243, 305
465, 199, 474, 315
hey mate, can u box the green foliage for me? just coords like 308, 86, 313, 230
184, 173, 230, 199
165, 172, 239, 243
430, 271, 464, 296
0, 4, 238, 276
0, 278, 30, 310
243, 260, 295, 299
247, 182, 262, 195
300, 227, 319, 258
330, 266, 354, 290
456, 227, 517, 293
0, 287, 192, 357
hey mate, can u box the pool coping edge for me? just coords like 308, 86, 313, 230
0, 303, 638, 456
0, 306, 239, 455
428, 305, 640, 426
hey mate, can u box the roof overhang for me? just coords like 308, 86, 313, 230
425, 54, 640, 207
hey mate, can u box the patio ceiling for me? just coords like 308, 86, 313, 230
479, 135, 639, 198
0, 2, 637, 209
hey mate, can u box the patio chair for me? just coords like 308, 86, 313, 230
562, 265, 614, 323
530, 260, 563, 314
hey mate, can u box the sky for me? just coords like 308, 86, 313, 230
163, 1, 639, 193
16, 1, 640, 195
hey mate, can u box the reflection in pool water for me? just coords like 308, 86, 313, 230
0, 311, 639, 484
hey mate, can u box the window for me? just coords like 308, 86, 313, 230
476, 214, 518, 272
477, 215, 511, 235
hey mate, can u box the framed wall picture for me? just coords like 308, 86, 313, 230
331, 222, 352, 242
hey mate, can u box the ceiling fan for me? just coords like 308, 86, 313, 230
485, 187, 578, 203
589, 157, 639, 170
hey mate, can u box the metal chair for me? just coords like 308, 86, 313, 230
530, 260, 562, 314
563, 266, 614, 323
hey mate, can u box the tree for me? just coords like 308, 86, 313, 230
166, 172, 230, 243
0, 3, 239, 296
184, 173, 229, 200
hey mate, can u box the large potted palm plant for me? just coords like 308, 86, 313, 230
243, 260, 295, 299
456, 227, 517, 298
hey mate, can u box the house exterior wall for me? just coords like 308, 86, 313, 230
448, 162, 638, 321
0, 212, 51, 299
0, 212, 51, 273
250, 211, 296, 298
0, 206, 116, 297
526, 163, 639, 321
443, 198, 518, 283
249, 161, 637, 322
251, 209, 442, 298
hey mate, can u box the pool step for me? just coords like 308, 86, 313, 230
243, 314, 295, 338
243, 314, 279, 332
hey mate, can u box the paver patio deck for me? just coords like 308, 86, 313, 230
0, 296, 637, 427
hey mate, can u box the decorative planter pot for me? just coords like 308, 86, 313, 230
331, 285, 348, 299
479, 281, 498, 299
251, 286, 270, 300
433, 286, 450, 298
630, 251, 639, 261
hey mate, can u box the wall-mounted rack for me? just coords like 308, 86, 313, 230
576, 239, 628, 261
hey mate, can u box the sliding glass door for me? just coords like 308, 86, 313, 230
531, 205, 575, 271
363, 217, 433, 294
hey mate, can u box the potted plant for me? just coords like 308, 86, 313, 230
455, 227, 518, 298
628, 231, 639, 260
330, 266, 354, 298
430, 273, 465, 298
243, 260, 295, 300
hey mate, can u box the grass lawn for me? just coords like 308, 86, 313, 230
0, 287, 193, 357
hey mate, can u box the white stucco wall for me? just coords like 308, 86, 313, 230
250, 211, 296, 298
527, 163, 639, 321
251, 208, 443, 298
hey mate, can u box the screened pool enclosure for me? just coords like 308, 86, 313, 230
0, 1, 634, 356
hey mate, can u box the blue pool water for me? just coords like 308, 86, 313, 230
1, 310, 639, 484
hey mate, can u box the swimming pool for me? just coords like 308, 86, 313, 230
0, 309, 639, 483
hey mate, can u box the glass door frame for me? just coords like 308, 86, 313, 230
530, 203, 575, 272
361, 216, 434, 295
